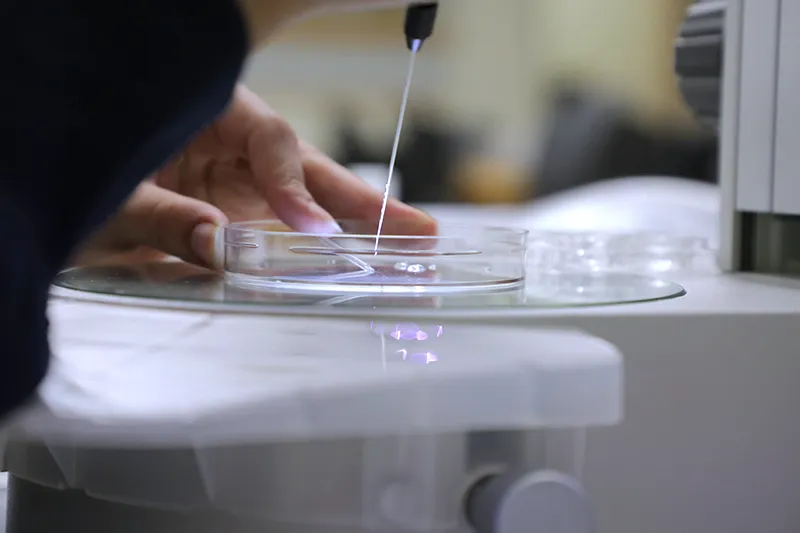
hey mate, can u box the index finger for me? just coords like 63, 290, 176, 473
218, 87, 342, 234
301, 143, 438, 237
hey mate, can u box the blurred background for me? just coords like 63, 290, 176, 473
244, 0, 716, 205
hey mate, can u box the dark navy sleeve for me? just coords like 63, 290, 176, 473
0, 0, 249, 418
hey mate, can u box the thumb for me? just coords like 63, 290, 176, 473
113, 182, 228, 268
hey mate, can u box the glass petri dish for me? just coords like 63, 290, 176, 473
526, 231, 717, 275
223, 221, 528, 295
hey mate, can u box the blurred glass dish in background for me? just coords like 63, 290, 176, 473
527, 231, 717, 276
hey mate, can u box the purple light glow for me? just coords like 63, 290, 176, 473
371, 322, 443, 341
371, 323, 443, 363
409, 352, 438, 364
390, 323, 424, 341
396, 349, 437, 363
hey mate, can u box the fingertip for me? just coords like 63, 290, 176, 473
289, 207, 343, 235
299, 219, 344, 235
274, 196, 344, 236
190, 223, 226, 270
415, 209, 439, 236
380, 201, 439, 237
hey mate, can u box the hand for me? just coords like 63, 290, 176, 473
73, 86, 436, 269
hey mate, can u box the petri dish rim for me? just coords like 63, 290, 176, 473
223, 220, 530, 242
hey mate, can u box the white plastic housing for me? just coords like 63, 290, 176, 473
0, 298, 622, 531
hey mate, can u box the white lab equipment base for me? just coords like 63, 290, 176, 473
515, 273, 800, 533
416, 177, 800, 533
392, 178, 800, 533
0, 474, 6, 533
8, 273, 800, 533
1, 304, 621, 533
7, 176, 800, 533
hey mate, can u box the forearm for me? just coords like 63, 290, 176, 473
1, 0, 248, 261
0, 0, 249, 417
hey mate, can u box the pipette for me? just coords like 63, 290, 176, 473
374, 2, 439, 252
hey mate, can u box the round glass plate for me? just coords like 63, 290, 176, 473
52, 261, 686, 313
223, 221, 527, 295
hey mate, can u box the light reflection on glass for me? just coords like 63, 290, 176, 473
410, 352, 438, 364
396, 348, 436, 364
371, 322, 441, 364
389, 323, 426, 340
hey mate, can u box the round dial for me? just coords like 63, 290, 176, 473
466, 470, 593, 533
674, 0, 726, 129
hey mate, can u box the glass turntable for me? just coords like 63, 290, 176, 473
52, 261, 685, 315
52, 223, 690, 314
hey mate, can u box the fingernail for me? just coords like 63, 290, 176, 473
323, 220, 344, 234
301, 219, 343, 235
308, 202, 343, 234
191, 223, 224, 269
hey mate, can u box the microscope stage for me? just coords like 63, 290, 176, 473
49, 260, 800, 319
50, 261, 687, 318
29, 263, 800, 533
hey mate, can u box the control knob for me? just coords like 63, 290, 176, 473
465, 470, 594, 533
674, 0, 726, 129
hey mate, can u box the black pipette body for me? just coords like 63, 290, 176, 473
404, 2, 439, 51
